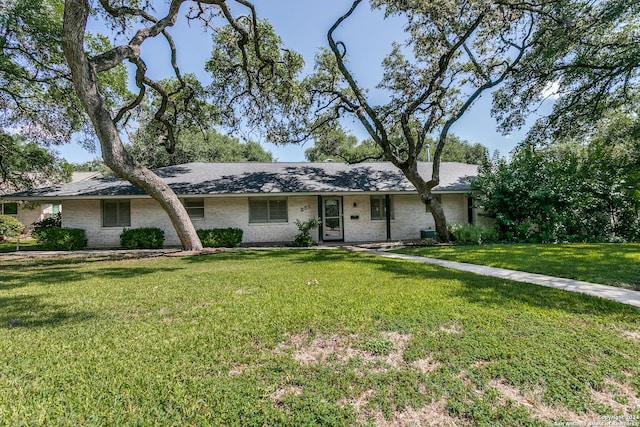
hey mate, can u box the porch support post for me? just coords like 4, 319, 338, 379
317, 195, 323, 243
385, 194, 391, 241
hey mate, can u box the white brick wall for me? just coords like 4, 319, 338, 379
60, 193, 472, 248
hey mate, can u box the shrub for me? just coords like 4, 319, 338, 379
0, 215, 24, 238
197, 228, 243, 248
36, 228, 88, 250
120, 227, 165, 249
32, 213, 62, 237
449, 223, 498, 245
293, 218, 320, 247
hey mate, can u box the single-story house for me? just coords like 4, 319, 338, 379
1, 162, 484, 247
1, 171, 102, 231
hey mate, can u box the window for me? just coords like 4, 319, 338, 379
1, 202, 18, 216
52, 203, 61, 215
102, 200, 131, 227
249, 198, 288, 223
183, 198, 204, 219
370, 196, 394, 220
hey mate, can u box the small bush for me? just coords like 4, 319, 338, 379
36, 228, 88, 250
197, 228, 243, 248
0, 215, 24, 238
449, 223, 498, 245
293, 218, 320, 247
32, 213, 62, 236
120, 227, 165, 249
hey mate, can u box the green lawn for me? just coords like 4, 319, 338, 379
394, 243, 640, 290
1, 249, 639, 426
0, 237, 39, 253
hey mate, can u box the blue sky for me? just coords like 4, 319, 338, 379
59, 0, 535, 163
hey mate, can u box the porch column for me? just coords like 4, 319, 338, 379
317, 195, 323, 243
385, 194, 391, 241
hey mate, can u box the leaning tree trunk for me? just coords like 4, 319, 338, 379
62, 0, 202, 251
401, 164, 452, 243
422, 194, 451, 242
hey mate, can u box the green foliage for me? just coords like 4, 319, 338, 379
196, 228, 243, 248
32, 213, 62, 237
35, 227, 87, 250
473, 131, 640, 242
448, 223, 498, 245
305, 128, 488, 165
127, 128, 273, 169
494, 0, 640, 144
207, 19, 306, 143
0, 134, 72, 190
292, 218, 320, 247
120, 228, 165, 249
0, 215, 24, 238
0, 0, 130, 147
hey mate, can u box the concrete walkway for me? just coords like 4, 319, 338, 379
346, 246, 640, 309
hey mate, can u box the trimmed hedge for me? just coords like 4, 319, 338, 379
36, 228, 88, 251
197, 228, 243, 248
0, 215, 23, 238
120, 227, 165, 249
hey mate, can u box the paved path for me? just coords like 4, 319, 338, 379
345, 246, 640, 309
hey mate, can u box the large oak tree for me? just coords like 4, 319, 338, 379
62, 0, 300, 251
304, 0, 546, 241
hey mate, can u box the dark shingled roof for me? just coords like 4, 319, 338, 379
2, 162, 478, 199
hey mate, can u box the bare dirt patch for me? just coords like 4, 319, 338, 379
274, 331, 417, 372
270, 386, 303, 405
373, 399, 460, 427
620, 329, 640, 341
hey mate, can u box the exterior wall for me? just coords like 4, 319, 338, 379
16, 204, 44, 229
340, 194, 468, 242
61, 193, 474, 248
62, 196, 320, 248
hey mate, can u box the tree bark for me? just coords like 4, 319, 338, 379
62, 0, 203, 251
400, 163, 451, 242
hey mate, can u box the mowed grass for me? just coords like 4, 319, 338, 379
0, 237, 39, 253
1, 249, 639, 426
394, 243, 640, 290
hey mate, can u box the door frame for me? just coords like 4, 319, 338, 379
322, 196, 343, 241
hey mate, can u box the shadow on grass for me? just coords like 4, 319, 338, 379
0, 256, 183, 290
0, 294, 94, 329
186, 249, 640, 318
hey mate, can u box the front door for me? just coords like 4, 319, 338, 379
323, 197, 343, 241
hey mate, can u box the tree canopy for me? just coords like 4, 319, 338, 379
493, 0, 640, 143
127, 129, 273, 169
305, 128, 488, 165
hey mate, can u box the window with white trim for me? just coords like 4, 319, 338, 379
183, 198, 204, 219
102, 200, 131, 227
370, 196, 394, 220
249, 198, 288, 223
